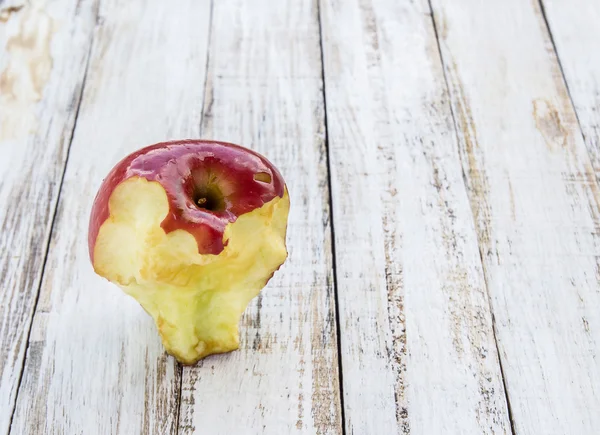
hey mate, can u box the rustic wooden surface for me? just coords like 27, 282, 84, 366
1, 0, 599, 433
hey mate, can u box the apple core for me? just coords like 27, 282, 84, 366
88, 140, 290, 364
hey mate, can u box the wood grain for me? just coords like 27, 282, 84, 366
177, 0, 342, 433
539, 0, 600, 174
430, 0, 600, 432
9, 0, 211, 433
0, 1, 96, 433
319, 0, 511, 433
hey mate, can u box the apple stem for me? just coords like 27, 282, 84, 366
197, 197, 207, 206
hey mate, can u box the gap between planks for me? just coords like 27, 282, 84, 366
535, 0, 586, 160
173, 0, 215, 432
426, 1, 517, 433
0, 1, 99, 433
7, 21, 98, 434
316, 0, 347, 434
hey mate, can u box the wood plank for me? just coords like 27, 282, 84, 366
177, 0, 342, 433
430, 0, 600, 433
320, 0, 511, 433
9, 0, 211, 433
539, 0, 600, 173
0, 0, 96, 433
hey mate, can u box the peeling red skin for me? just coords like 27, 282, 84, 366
88, 140, 285, 262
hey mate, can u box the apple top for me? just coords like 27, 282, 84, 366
89, 140, 286, 259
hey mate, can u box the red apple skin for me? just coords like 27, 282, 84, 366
88, 140, 286, 261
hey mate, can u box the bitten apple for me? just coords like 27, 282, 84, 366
88, 140, 290, 364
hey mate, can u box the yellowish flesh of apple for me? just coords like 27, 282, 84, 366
93, 176, 289, 364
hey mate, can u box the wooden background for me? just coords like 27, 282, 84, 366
1, 0, 599, 433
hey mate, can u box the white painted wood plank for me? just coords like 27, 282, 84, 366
178, 1, 342, 433
9, 0, 211, 433
0, 1, 96, 433
430, 0, 600, 433
539, 0, 600, 174
320, 0, 511, 433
